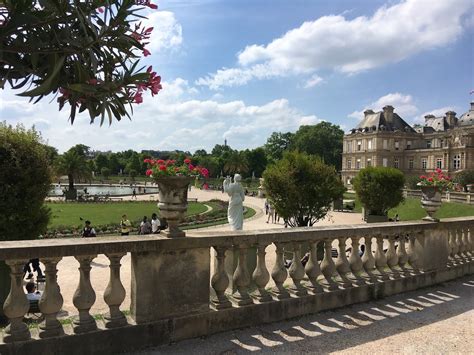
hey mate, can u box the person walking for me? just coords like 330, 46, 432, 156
132, 188, 137, 200
121, 214, 131, 236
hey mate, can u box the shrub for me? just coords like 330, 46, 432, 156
454, 170, 474, 191
263, 151, 345, 227
353, 166, 405, 216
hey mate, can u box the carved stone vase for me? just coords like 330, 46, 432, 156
421, 186, 442, 222
156, 176, 192, 237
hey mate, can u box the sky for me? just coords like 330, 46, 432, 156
1, 0, 473, 153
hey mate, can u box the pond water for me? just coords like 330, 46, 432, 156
48, 184, 159, 197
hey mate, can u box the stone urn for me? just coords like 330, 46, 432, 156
421, 186, 442, 222
155, 176, 192, 237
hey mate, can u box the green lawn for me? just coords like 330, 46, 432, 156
47, 201, 207, 228
343, 193, 474, 221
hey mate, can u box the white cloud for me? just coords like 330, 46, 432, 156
0, 78, 318, 153
145, 11, 183, 53
197, 0, 473, 89
303, 74, 324, 89
348, 93, 419, 120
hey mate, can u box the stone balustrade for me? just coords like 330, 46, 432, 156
0, 217, 473, 354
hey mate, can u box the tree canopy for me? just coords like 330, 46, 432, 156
292, 122, 344, 170
0, 0, 160, 124
353, 166, 405, 216
0, 123, 52, 241
263, 151, 345, 227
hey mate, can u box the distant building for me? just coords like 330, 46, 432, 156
341, 102, 474, 187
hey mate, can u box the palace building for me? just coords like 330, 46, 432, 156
341, 102, 474, 187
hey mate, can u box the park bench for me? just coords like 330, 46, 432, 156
188, 198, 198, 202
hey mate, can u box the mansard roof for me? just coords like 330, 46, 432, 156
352, 108, 415, 133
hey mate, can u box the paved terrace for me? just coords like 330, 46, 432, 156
135, 276, 474, 354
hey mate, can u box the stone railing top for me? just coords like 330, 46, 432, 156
0, 217, 472, 260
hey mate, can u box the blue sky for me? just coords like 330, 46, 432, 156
1, 0, 473, 153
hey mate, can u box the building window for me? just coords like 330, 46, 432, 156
395, 141, 399, 150
357, 140, 362, 151
409, 159, 414, 170
347, 141, 352, 153
426, 140, 432, 149
383, 158, 388, 167
436, 158, 443, 170
367, 139, 373, 150
407, 140, 412, 149
394, 158, 399, 169
383, 140, 388, 150
366, 158, 372, 167
440, 139, 444, 148
347, 159, 352, 170
453, 155, 461, 170
356, 158, 361, 169
422, 158, 427, 170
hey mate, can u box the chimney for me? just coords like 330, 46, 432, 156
364, 109, 374, 117
383, 105, 394, 124
424, 114, 435, 122
470, 102, 474, 111
446, 111, 457, 127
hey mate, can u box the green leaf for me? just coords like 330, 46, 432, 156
19, 56, 65, 97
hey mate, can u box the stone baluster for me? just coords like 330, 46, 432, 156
451, 229, 461, 263
288, 242, 308, 296
39, 257, 64, 338
447, 230, 457, 265
305, 241, 323, 293
231, 244, 252, 306
397, 234, 410, 275
348, 236, 366, 285
457, 228, 466, 260
2, 260, 30, 343
407, 233, 420, 272
374, 235, 389, 280
335, 237, 354, 288
361, 236, 377, 282
466, 227, 473, 259
211, 246, 232, 309
251, 243, 272, 302
104, 253, 127, 328
461, 227, 471, 259
73, 255, 97, 333
320, 239, 339, 290
271, 242, 290, 299
386, 234, 400, 278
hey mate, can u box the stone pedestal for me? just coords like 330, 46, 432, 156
131, 248, 210, 323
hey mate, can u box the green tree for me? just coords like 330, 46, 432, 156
194, 155, 220, 178
353, 167, 405, 216
292, 122, 344, 170
1, 0, 161, 124
194, 149, 208, 157
101, 167, 111, 180
56, 147, 91, 200
95, 154, 110, 173
263, 151, 345, 227
224, 151, 249, 176
264, 132, 294, 162
243, 147, 268, 178
0, 123, 52, 314
108, 154, 122, 174
454, 170, 474, 191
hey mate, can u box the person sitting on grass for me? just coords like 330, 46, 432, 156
25, 282, 42, 301
82, 220, 96, 237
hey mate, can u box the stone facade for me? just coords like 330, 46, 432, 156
342, 102, 474, 187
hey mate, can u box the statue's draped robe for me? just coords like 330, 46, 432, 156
224, 181, 245, 230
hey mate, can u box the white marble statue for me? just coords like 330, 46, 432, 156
223, 174, 245, 231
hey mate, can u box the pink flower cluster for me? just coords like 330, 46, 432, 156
144, 158, 209, 179
133, 66, 162, 104
419, 168, 453, 189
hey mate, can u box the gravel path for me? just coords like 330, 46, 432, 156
132, 276, 474, 354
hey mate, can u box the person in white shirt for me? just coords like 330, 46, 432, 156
25, 282, 42, 301
151, 213, 161, 234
